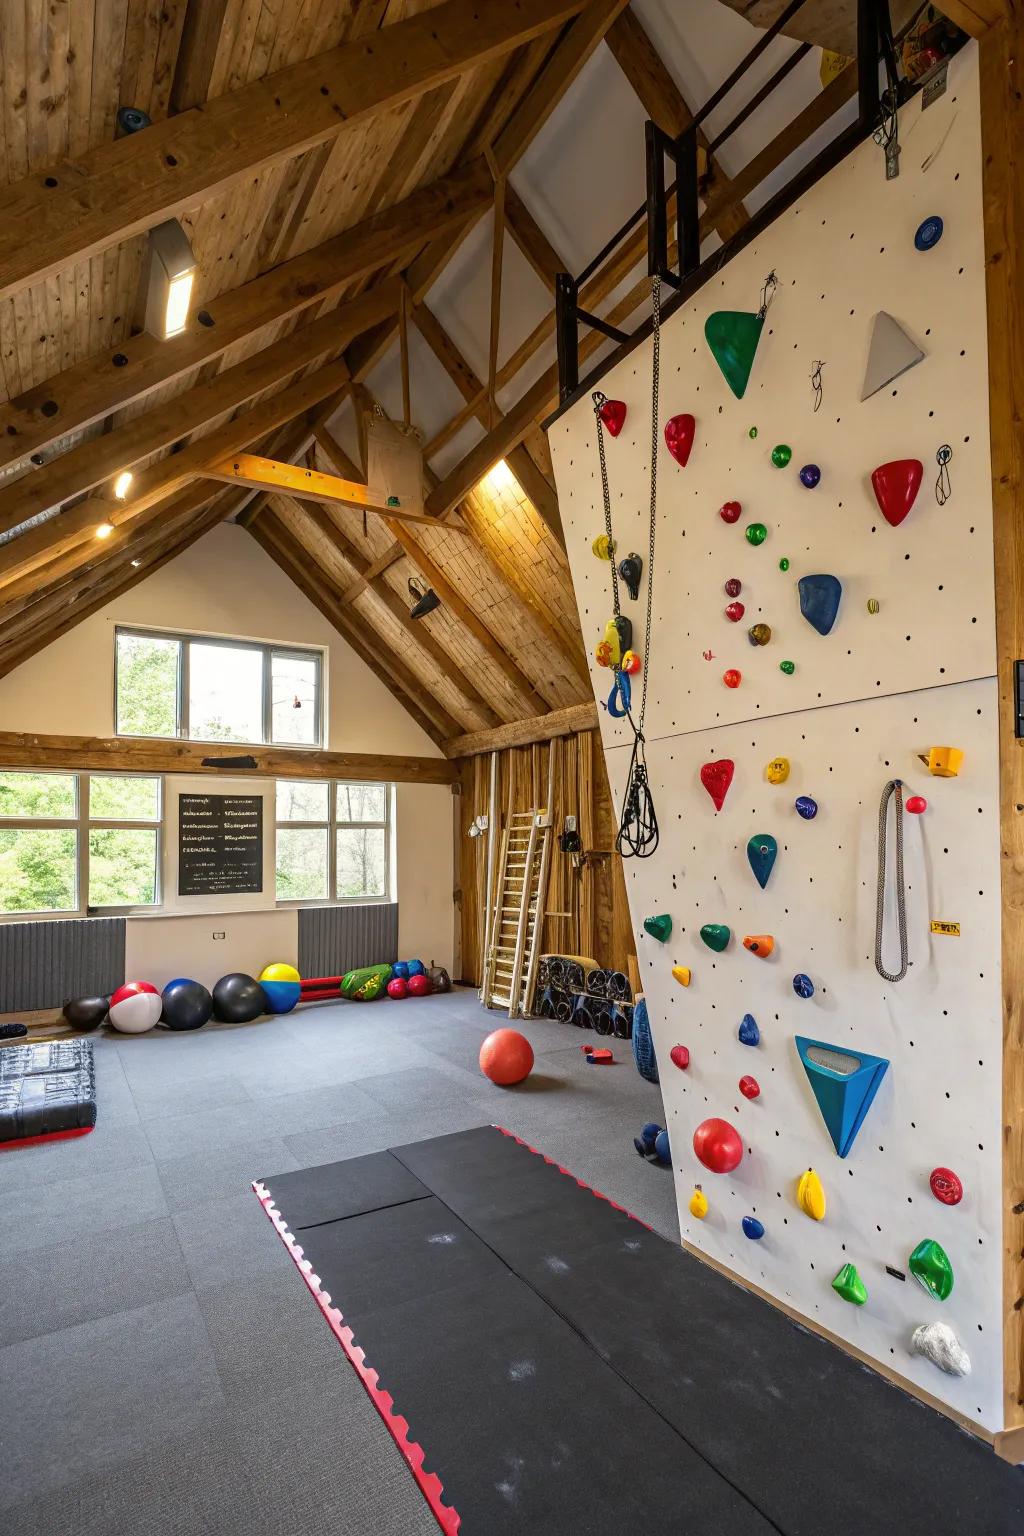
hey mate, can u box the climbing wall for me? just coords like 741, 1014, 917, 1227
548, 44, 1004, 1430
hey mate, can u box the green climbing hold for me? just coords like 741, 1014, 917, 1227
832, 1263, 868, 1306
643, 914, 672, 943
909, 1239, 954, 1301
778, 557, 790, 572
748, 426, 758, 439
780, 660, 796, 675
745, 523, 767, 546
704, 311, 765, 399
700, 923, 731, 952
771, 443, 792, 468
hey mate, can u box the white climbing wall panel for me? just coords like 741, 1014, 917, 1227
548, 44, 1005, 1430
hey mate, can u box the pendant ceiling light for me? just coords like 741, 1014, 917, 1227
408, 579, 440, 620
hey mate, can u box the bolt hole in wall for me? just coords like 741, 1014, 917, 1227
547, 49, 1002, 1428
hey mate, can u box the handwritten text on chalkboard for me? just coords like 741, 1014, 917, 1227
178, 793, 263, 896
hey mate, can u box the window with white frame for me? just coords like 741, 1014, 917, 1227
0, 772, 163, 916
115, 627, 323, 748
276, 781, 391, 903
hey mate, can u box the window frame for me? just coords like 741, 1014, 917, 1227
0, 770, 164, 920
275, 779, 393, 907
114, 625, 324, 749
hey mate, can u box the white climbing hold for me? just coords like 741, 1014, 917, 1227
911, 1321, 971, 1378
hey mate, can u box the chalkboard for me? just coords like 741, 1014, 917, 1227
177, 793, 263, 897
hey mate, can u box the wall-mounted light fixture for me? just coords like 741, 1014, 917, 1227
408, 578, 440, 620
113, 470, 133, 500
143, 220, 197, 339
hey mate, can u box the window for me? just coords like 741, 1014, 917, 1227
115, 628, 322, 747
276, 780, 391, 903
0, 772, 162, 916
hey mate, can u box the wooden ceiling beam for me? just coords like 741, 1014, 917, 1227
201, 451, 450, 526
444, 700, 599, 757
504, 183, 570, 289
0, 0, 588, 303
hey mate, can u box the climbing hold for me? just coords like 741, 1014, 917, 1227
664, 413, 696, 467
621, 650, 642, 675
700, 923, 731, 952
780, 660, 796, 675
861, 311, 925, 400
792, 973, 814, 998
738, 1014, 760, 1047
596, 615, 632, 668
748, 622, 772, 646
796, 1168, 826, 1221
672, 965, 692, 988
771, 444, 792, 468
653, 1129, 671, 1166
719, 500, 742, 524
867, 597, 880, 614
643, 914, 672, 943
723, 669, 742, 689
693, 1117, 744, 1173
745, 522, 768, 546
724, 577, 742, 597
929, 1167, 964, 1206
634, 1122, 662, 1157
739, 1074, 760, 1100
871, 458, 924, 527
700, 758, 735, 812
746, 833, 778, 890
742, 1216, 765, 1240
911, 1321, 970, 1377
909, 1238, 954, 1301
906, 795, 927, 814
705, 309, 764, 398
795, 795, 818, 820
607, 671, 631, 717
725, 601, 746, 622
799, 464, 821, 489
689, 1186, 709, 1220
618, 552, 643, 600
920, 746, 963, 777
743, 935, 774, 958
914, 215, 944, 252
796, 1036, 890, 1158
748, 426, 758, 439
592, 534, 616, 560
765, 757, 790, 785
832, 1263, 868, 1306
778, 557, 790, 572
670, 1044, 691, 1071
598, 398, 627, 436
798, 573, 843, 636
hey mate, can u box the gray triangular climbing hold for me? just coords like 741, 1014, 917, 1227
861, 312, 925, 401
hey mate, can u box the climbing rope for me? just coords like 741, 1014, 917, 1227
592, 275, 662, 858
875, 778, 909, 983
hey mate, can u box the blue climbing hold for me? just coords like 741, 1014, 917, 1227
798, 573, 842, 637
654, 1128, 672, 1166
738, 1013, 760, 1046
742, 1216, 765, 1240
793, 973, 815, 999
796, 1035, 890, 1158
799, 464, 821, 489
914, 215, 944, 252
746, 832, 778, 890
795, 796, 818, 820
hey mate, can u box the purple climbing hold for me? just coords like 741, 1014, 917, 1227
799, 464, 821, 489
795, 796, 818, 820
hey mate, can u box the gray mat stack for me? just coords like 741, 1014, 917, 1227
0, 1038, 97, 1146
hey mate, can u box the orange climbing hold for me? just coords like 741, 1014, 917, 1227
743, 935, 775, 958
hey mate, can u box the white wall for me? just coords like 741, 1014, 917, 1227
0, 523, 455, 974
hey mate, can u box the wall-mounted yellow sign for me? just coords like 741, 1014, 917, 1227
929, 920, 961, 936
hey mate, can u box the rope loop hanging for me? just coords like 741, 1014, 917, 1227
875, 778, 909, 983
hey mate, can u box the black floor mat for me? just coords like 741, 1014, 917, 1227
257, 1127, 1024, 1536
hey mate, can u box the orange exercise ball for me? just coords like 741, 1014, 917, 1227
479, 1027, 534, 1086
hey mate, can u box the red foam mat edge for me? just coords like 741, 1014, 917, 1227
0, 1125, 94, 1153
494, 1124, 653, 1232
252, 1178, 461, 1536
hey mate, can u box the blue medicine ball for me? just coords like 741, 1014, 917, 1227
161, 977, 213, 1032
392, 961, 410, 980
406, 959, 425, 978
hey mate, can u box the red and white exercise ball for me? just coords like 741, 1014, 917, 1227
109, 980, 162, 1034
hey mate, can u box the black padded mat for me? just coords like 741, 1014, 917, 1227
260, 1127, 1024, 1536
262, 1149, 429, 1229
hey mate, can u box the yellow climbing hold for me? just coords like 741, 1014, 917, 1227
592, 534, 616, 561
765, 757, 790, 785
689, 1186, 709, 1220
601, 617, 625, 668
920, 746, 964, 778
796, 1168, 826, 1221
672, 965, 691, 987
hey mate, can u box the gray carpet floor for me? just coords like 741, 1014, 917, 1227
0, 988, 675, 1535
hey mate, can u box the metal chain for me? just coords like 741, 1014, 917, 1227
636, 274, 660, 735
875, 778, 909, 983
592, 394, 620, 616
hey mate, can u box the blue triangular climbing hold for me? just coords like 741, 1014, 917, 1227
705, 311, 764, 399
798, 574, 842, 636
795, 1036, 889, 1158
746, 833, 778, 889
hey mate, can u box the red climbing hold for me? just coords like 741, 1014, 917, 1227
693, 1117, 744, 1174
723, 669, 742, 689
929, 1166, 964, 1205
906, 795, 927, 814
739, 1075, 760, 1100
670, 1045, 690, 1070
725, 601, 745, 622
665, 414, 696, 467
871, 458, 924, 528
700, 758, 735, 812
599, 399, 627, 437
724, 577, 742, 596
719, 500, 742, 524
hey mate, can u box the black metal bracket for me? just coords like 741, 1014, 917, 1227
1014, 661, 1024, 739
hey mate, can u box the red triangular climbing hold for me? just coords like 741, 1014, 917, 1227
664, 414, 696, 467
871, 459, 923, 527
599, 399, 626, 437
700, 758, 735, 812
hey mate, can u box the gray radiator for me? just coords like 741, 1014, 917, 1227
298, 903, 399, 978
0, 917, 126, 1013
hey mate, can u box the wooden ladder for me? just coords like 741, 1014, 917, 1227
481, 808, 546, 1014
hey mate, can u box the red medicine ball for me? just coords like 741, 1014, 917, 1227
479, 1028, 534, 1086
386, 978, 408, 999
693, 1116, 744, 1173
407, 973, 432, 997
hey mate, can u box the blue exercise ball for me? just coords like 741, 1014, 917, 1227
406, 959, 425, 978
161, 977, 213, 1032
392, 961, 409, 980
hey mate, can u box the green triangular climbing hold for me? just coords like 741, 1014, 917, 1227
705, 311, 765, 399
832, 1262, 868, 1306
700, 923, 731, 952
643, 914, 672, 943
909, 1238, 954, 1301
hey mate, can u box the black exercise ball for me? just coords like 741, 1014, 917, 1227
212, 972, 267, 1024
161, 977, 213, 1032
428, 966, 452, 994
62, 995, 110, 1030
